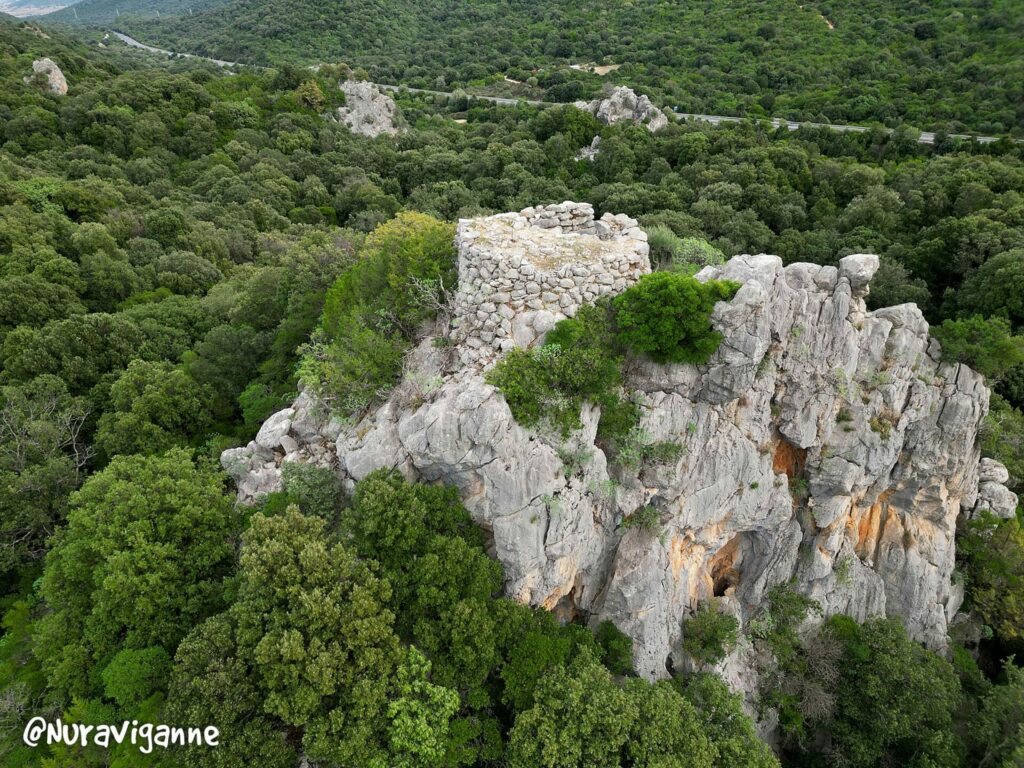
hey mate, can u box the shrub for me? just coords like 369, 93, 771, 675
821, 616, 961, 768
675, 237, 725, 270
682, 602, 739, 665
644, 440, 686, 465
594, 620, 634, 676
596, 396, 641, 444
750, 584, 820, 668
645, 224, 685, 270
869, 411, 898, 440
556, 444, 594, 478
487, 304, 624, 436
958, 510, 1024, 645
619, 505, 661, 533
612, 272, 739, 364
321, 212, 456, 340
280, 461, 346, 519
306, 213, 456, 415
298, 326, 409, 415
933, 314, 1024, 385
101, 646, 172, 708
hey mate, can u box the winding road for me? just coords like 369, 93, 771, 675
111, 31, 1010, 146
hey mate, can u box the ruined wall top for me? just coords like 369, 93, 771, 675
451, 202, 651, 368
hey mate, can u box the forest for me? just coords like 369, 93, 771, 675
2, 9, 1024, 768
57, 0, 1024, 136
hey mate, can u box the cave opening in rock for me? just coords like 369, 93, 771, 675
710, 535, 742, 597
772, 436, 808, 479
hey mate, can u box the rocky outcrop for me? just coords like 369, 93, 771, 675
24, 58, 67, 96
224, 204, 1015, 683
332, 80, 403, 137
971, 458, 1018, 518
576, 135, 601, 161
576, 86, 668, 132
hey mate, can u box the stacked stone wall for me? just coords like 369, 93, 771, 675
451, 202, 651, 368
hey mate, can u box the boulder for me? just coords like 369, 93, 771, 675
25, 58, 67, 96
332, 80, 403, 137
578, 86, 668, 132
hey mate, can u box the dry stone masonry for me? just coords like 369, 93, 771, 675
225, 204, 1017, 697
451, 202, 650, 368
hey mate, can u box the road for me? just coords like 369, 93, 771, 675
112, 32, 1010, 146
376, 83, 550, 108
670, 112, 1000, 146
111, 31, 243, 68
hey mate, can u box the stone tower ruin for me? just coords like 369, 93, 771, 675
451, 202, 652, 368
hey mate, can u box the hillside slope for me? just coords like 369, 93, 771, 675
42, 0, 225, 24
113, 0, 1024, 133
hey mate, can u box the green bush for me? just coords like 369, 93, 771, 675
299, 326, 409, 415
646, 224, 685, 270
675, 237, 726, 271
821, 616, 962, 768
594, 620, 634, 675
682, 602, 740, 665
619, 505, 661, 533
305, 213, 456, 415
596, 396, 642, 445
932, 315, 1024, 385
749, 584, 820, 668
486, 304, 624, 436
101, 646, 172, 708
612, 272, 740, 365
321, 212, 456, 341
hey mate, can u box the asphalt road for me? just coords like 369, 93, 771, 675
112, 32, 1011, 146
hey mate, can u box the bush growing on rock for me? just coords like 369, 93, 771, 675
321, 212, 456, 340
486, 303, 626, 436
612, 272, 739, 364
682, 602, 740, 665
302, 212, 456, 414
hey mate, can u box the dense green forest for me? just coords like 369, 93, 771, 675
64, 0, 1024, 135
2, 9, 1024, 768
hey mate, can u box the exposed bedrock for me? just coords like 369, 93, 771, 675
224, 205, 1016, 681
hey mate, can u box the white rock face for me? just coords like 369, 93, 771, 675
332, 80, 402, 137
25, 58, 67, 96
224, 208, 1015, 683
576, 86, 668, 132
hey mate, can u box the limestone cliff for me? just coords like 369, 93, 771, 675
224, 202, 1016, 682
